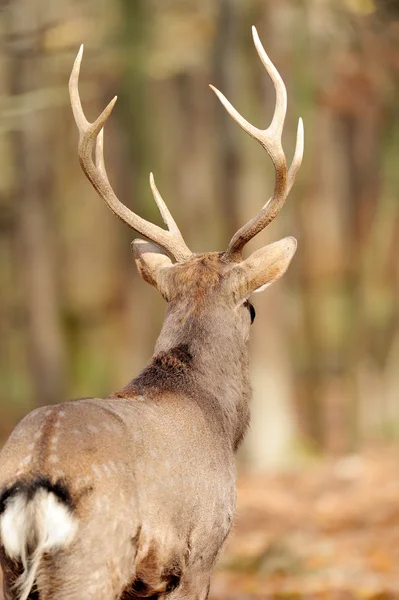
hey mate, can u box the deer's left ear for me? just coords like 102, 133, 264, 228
231, 237, 297, 303
132, 239, 173, 299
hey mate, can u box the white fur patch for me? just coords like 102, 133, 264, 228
0, 494, 29, 561
1, 488, 78, 600
41, 492, 77, 550
0, 489, 78, 560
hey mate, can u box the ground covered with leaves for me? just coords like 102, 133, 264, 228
210, 449, 399, 600
1, 449, 398, 599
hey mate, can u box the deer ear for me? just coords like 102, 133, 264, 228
132, 239, 173, 299
232, 237, 297, 302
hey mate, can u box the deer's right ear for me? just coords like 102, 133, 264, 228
132, 239, 173, 299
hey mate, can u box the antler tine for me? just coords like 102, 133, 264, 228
149, 173, 186, 241
69, 46, 88, 131
252, 26, 287, 138
287, 117, 304, 194
69, 46, 192, 262
210, 27, 304, 261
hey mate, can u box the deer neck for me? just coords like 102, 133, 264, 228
118, 306, 251, 450
156, 309, 251, 449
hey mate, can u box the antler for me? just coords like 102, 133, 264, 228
69, 45, 191, 262
210, 26, 304, 261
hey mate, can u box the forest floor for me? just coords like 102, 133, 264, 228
210, 448, 399, 600
0, 448, 398, 599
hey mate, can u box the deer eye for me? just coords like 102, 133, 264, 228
248, 302, 256, 324
243, 300, 256, 324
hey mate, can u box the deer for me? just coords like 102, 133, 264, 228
0, 26, 303, 600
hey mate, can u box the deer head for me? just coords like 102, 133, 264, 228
69, 27, 303, 344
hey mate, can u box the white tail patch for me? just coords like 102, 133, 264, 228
0, 488, 78, 600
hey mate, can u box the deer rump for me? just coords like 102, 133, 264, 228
0, 478, 78, 600
0, 477, 183, 600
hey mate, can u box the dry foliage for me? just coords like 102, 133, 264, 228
210, 449, 399, 599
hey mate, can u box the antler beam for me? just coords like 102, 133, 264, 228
69, 46, 191, 262
210, 26, 304, 261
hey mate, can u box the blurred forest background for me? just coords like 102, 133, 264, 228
1, 1, 399, 598
0, 0, 399, 469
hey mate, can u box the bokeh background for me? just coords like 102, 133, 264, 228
1, 0, 399, 598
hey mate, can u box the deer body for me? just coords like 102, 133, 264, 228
1, 255, 249, 599
0, 28, 303, 600
0, 385, 236, 599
